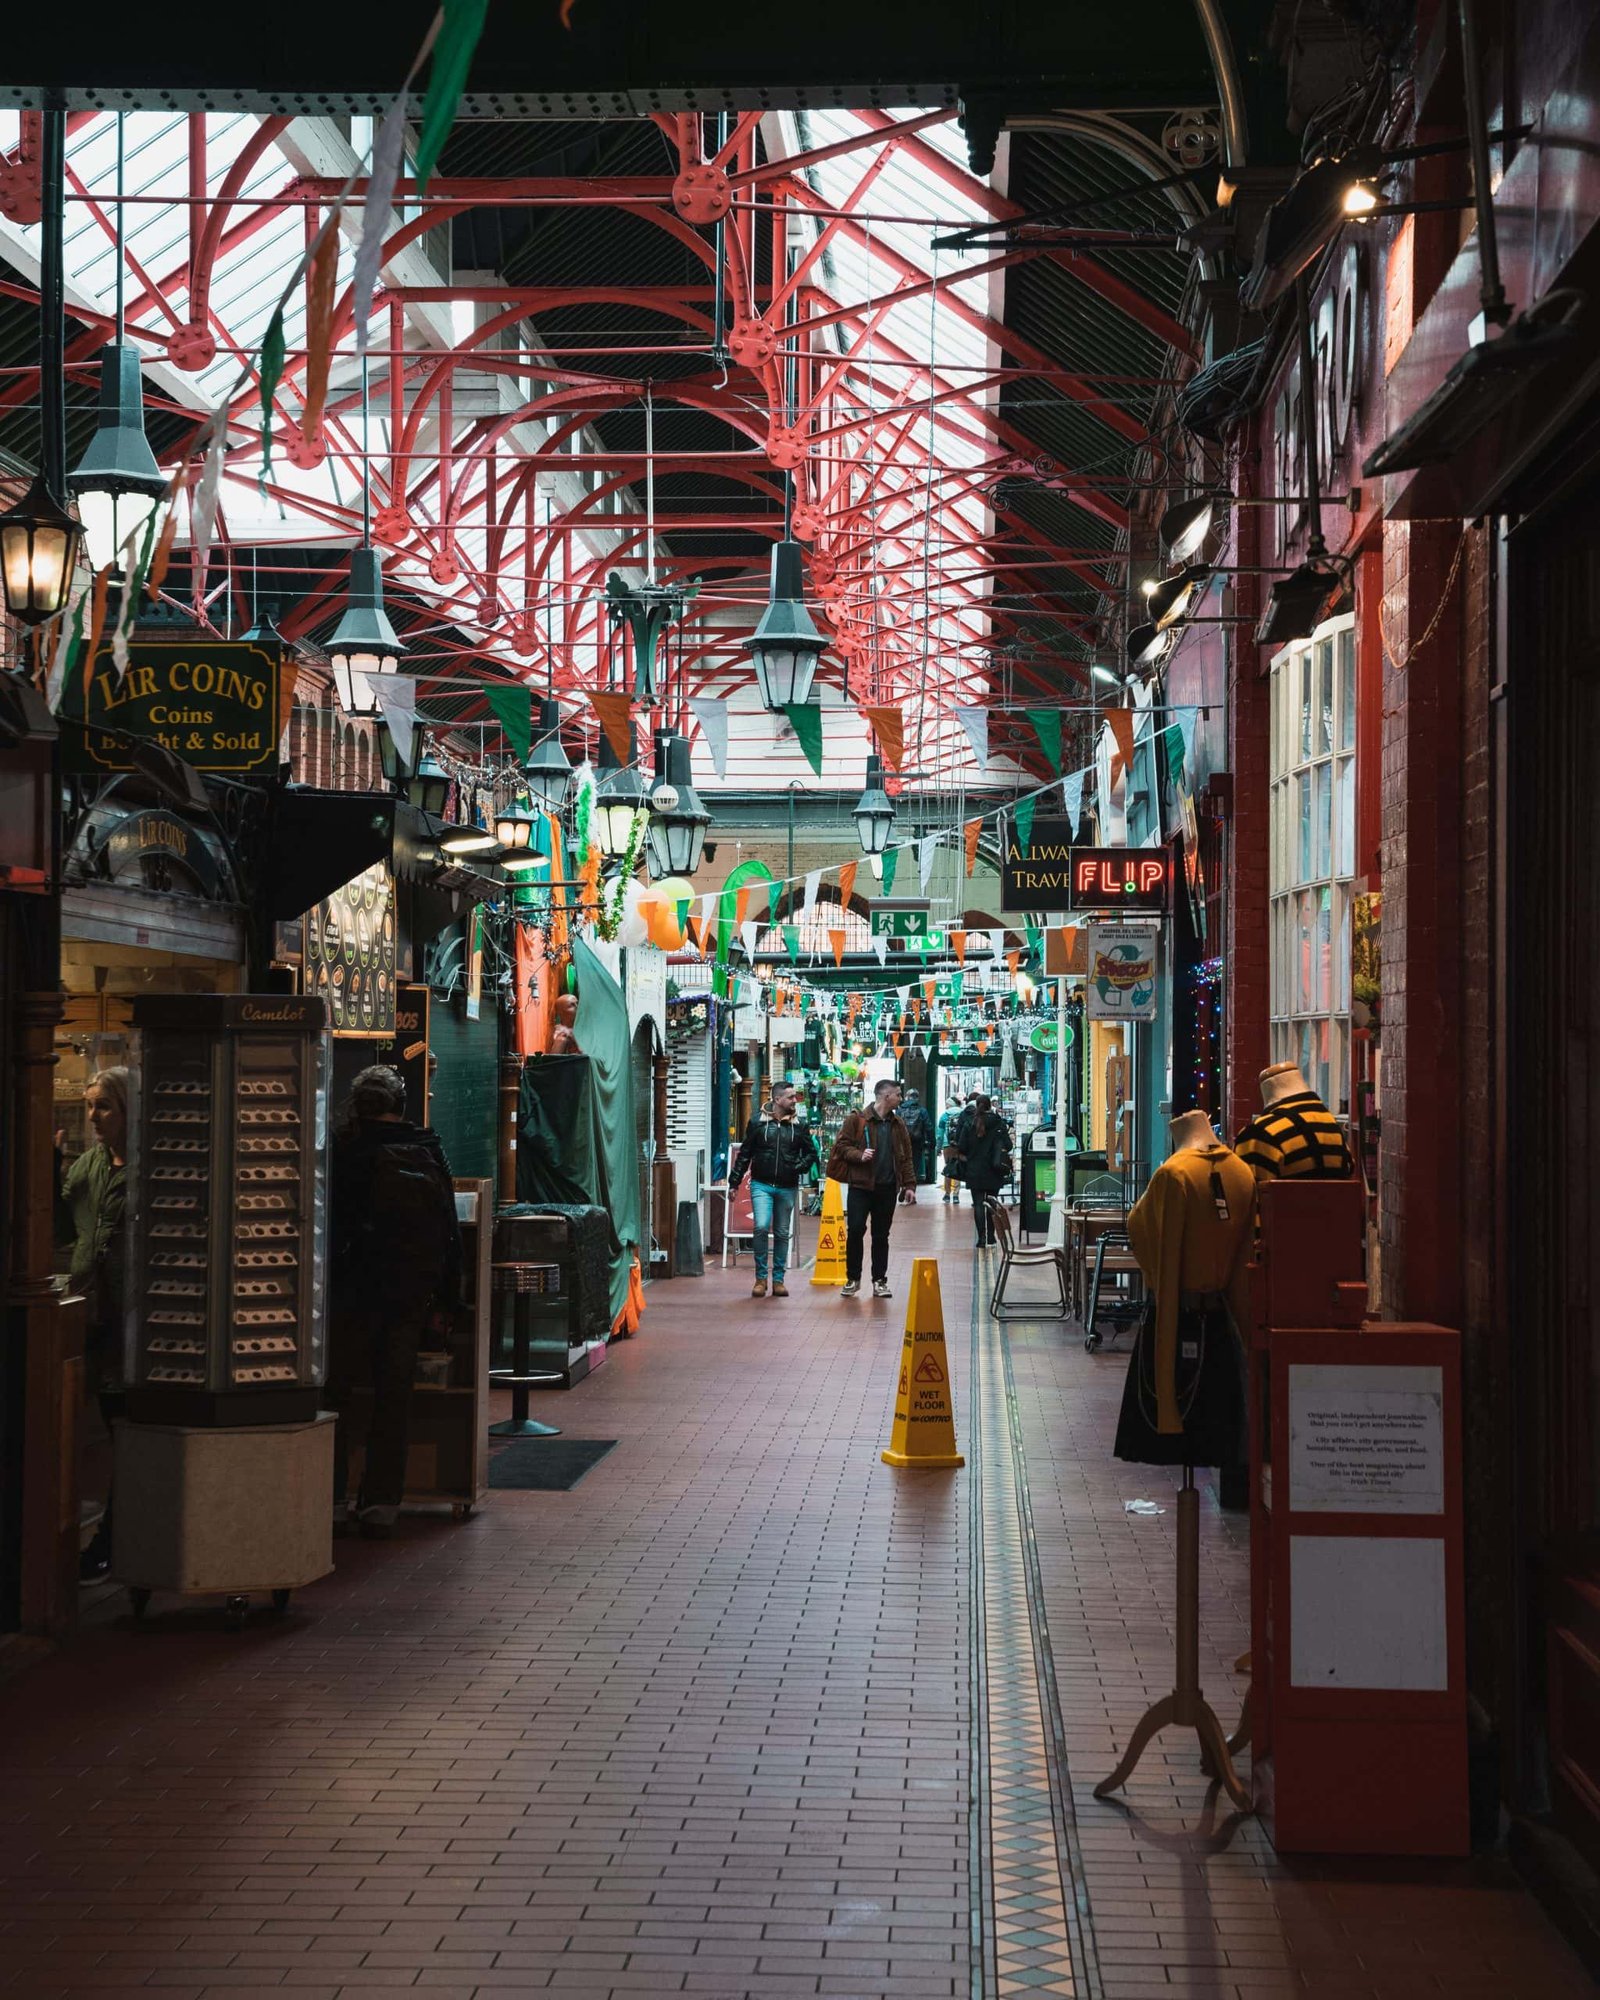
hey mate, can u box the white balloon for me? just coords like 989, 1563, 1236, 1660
616, 875, 650, 949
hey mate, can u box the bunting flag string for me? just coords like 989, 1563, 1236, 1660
376, 676, 420, 769
783, 925, 800, 962
589, 691, 634, 764
918, 833, 940, 891
257, 307, 286, 488
950, 930, 967, 965
862, 704, 904, 769
486, 685, 532, 763
964, 818, 981, 875
828, 929, 847, 967
784, 701, 824, 776
1062, 767, 1085, 834
1106, 705, 1137, 776
836, 860, 858, 911
1026, 707, 1063, 776
802, 868, 821, 917
1014, 793, 1037, 853
688, 695, 728, 777
881, 846, 898, 895
954, 705, 988, 769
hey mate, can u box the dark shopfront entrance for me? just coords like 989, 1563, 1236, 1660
1505, 461, 1600, 1886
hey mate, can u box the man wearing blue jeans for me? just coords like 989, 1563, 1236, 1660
728, 1081, 820, 1298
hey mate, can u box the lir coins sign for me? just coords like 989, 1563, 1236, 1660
61, 641, 281, 774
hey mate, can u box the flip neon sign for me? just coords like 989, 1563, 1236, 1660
1074, 855, 1168, 903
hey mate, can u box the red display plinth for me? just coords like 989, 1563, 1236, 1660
1249, 1184, 1469, 1855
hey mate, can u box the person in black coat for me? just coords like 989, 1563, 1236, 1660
728, 1080, 820, 1297
951, 1094, 1013, 1246
324, 1065, 462, 1535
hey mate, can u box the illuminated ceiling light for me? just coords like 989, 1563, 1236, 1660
66, 344, 166, 576
1157, 493, 1217, 563
328, 546, 403, 713
1139, 577, 1158, 597
852, 753, 896, 857
1241, 150, 1382, 311
523, 694, 571, 811
593, 723, 650, 860
1126, 621, 1173, 667
1091, 663, 1121, 686
646, 729, 711, 878
494, 800, 537, 850
441, 829, 499, 856
0, 475, 81, 625
1342, 179, 1380, 216
749, 539, 827, 712
500, 851, 549, 874
1148, 563, 1209, 630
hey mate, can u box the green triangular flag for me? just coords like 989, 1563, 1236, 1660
783, 701, 824, 776
486, 685, 532, 762
881, 845, 899, 895
1163, 720, 1186, 786
1015, 793, 1037, 853
1025, 707, 1062, 776
783, 925, 801, 962
258, 305, 286, 489
1026, 922, 1043, 962
414, 0, 492, 192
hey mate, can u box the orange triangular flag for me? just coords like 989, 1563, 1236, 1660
590, 691, 633, 765
863, 704, 905, 770
892, 1035, 904, 1055
940, 1029, 949, 1046
828, 928, 846, 967
300, 225, 339, 446
1106, 705, 1137, 773
145, 496, 180, 602
1006, 949, 1021, 973
735, 887, 750, 928
922, 978, 935, 1004
964, 818, 981, 875
950, 929, 966, 965
836, 860, 858, 910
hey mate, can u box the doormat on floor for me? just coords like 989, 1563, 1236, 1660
488, 1438, 617, 1490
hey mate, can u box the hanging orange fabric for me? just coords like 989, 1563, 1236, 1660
611, 1252, 647, 1337
543, 813, 571, 957
300, 227, 339, 446
514, 925, 555, 1056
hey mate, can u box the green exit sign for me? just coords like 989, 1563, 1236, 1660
871, 903, 932, 937
907, 931, 947, 952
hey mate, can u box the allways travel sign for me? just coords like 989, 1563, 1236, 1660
1000, 816, 1171, 914
61, 641, 282, 774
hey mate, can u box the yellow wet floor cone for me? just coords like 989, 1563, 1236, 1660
881, 1259, 964, 1468
810, 1177, 849, 1287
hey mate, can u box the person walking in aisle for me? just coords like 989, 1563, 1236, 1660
827, 1077, 917, 1298
324, 1065, 462, 1537
728, 1079, 819, 1298
900, 1088, 936, 1184
952, 1093, 1013, 1246
936, 1092, 965, 1202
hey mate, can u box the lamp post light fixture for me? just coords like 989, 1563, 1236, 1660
494, 799, 538, 851
1126, 621, 1173, 669
853, 753, 895, 857
522, 694, 571, 811
407, 749, 452, 818
1147, 562, 1210, 631
1157, 493, 1217, 564
0, 475, 81, 625
645, 728, 711, 878
606, 573, 695, 704
749, 539, 827, 712
328, 546, 403, 713
593, 724, 650, 860
66, 344, 166, 576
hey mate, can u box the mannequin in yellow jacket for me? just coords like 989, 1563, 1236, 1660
1126, 1110, 1257, 1438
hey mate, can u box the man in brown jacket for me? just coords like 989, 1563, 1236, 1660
826, 1077, 917, 1298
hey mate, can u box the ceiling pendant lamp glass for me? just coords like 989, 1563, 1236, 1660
645, 729, 711, 878
853, 753, 895, 856
593, 723, 650, 860
1126, 621, 1173, 669
1157, 493, 1217, 564
329, 545, 403, 713
407, 748, 452, 818
66, 344, 166, 575
494, 799, 537, 850
1147, 562, 1209, 631
749, 539, 826, 712
0, 474, 81, 624
523, 694, 572, 810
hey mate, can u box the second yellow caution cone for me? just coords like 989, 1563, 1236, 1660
810, 1176, 848, 1287
882, 1258, 964, 1468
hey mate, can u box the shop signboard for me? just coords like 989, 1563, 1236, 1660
60, 641, 282, 774
1084, 924, 1160, 1021
1001, 821, 1173, 915
394, 981, 431, 1125
304, 861, 397, 1036
1030, 1020, 1075, 1054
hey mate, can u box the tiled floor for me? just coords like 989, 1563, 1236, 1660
0, 1201, 1591, 1999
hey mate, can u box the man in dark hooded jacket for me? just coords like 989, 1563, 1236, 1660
325, 1065, 462, 1535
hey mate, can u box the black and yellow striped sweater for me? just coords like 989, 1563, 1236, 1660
1233, 1091, 1351, 1182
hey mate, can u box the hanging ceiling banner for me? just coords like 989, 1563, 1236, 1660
955, 705, 988, 769
688, 695, 728, 777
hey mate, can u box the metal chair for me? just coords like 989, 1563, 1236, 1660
987, 1199, 1068, 1318
1083, 1229, 1146, 1352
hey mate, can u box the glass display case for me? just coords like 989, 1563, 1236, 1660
126, 994, 330, 1425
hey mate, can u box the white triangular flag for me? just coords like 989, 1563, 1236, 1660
352, 94, 409, 356
740, 919, 758, 960
376, 676, 418, 770
803, 867, 821, 915
688, 695, 728, 778
872, 933, 888, 967
188, 419, 227, 583
1062, 767, 1084, 834
918, 834, 940, 891
955, 705, 988, 769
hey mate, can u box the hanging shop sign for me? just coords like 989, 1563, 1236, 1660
871, 901, 933, 937
304, 861, 397, 1037
1001, 817, 1172, 914
1085, 925, 1160, 1021
61, 642, 282, 775
102, 808, 226, 899
1029, 1020, 1075, 1054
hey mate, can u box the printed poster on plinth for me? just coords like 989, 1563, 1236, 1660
1085, 924, 1160, 1021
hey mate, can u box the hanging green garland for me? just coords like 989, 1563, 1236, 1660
571, 766, 594, 860
593, 810, 647, 942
